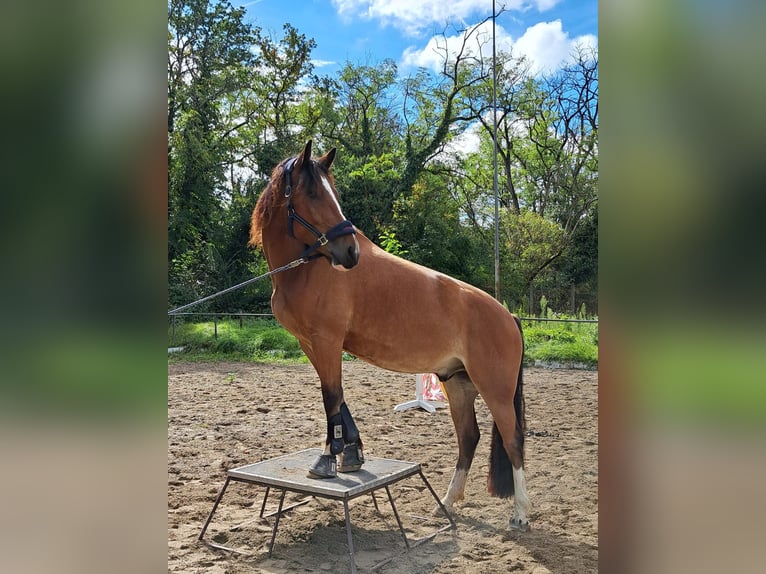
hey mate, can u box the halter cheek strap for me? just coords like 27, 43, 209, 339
283, 157, 356, 260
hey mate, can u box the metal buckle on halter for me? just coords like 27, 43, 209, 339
318, 234, 329, 246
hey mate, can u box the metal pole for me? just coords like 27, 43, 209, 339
343, 499, 358, 574
267, 489, 287, 557
199, 477, 231, 541
384, 485, 411, 550
492, 0, 500, 300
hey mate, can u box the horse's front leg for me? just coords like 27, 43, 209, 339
301, 340, 364, 479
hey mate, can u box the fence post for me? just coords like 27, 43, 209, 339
172, 315, 176, 346
214, 317, 218, 339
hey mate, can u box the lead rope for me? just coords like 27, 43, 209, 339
167, 257, 311, 315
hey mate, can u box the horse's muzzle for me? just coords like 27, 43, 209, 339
329, 236, 359, 269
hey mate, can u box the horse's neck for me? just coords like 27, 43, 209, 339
261, 219, 305, 269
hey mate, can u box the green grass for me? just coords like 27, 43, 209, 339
522, 320, 599, 368
168, 317, 308, 363
169, 316, 598, 368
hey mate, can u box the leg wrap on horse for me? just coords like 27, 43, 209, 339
337, 403, 364, 472
340, 403, 360, 444
326, 403, 360, 454
327, 413, 344, 455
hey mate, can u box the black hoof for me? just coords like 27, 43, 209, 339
338, 443, 365, 473
307, 454, 337, 479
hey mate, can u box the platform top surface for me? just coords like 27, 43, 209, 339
227, 448, 421, 499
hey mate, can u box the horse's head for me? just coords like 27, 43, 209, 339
280, 141, 359, 269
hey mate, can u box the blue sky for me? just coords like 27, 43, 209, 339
237, 0, 597, 78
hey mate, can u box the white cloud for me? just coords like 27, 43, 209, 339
311, 59, 337, 68
401, 19, 509, 69
445, 122, 483, 157
401, 19, 596, 76
535, 0, 561, 10
514, 20, 597, 74
332, 0, 561, 36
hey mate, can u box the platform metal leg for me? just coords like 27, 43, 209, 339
384, 485, 411, 550
418, 469, 456, 529
370, 490, 381, 514
258, 485, 312, 519
199, 477, 231, 541
343, 499, 358, 574
267, 489, 287, 557
259, 486, 271, 519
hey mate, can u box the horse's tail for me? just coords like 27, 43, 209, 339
488, 316, 526, 498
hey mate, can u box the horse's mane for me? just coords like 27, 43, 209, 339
249, 160, 286, 248
249, 156, 337, 248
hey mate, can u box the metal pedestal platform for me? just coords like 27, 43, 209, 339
198, 448, 455, 573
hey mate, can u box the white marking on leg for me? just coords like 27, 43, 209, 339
441, 468, 468, 512
511, 465, 531, 524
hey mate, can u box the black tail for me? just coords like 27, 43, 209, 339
487, 316, 526, 498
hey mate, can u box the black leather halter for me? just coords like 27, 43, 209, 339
283, 157, 356, 260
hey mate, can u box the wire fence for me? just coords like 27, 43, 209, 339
515, 317, 598, 324
168, 311, 597, 347
169, 312, 274, 345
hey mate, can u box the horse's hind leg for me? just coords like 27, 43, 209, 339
484, 391, 531, 530
439, 372, 480, 513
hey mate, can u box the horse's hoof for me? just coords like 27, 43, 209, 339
509, 517, 530, 532
338, 443, 364, 473
307, 454, 337, 479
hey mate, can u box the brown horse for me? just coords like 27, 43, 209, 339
249, 141, 530, 531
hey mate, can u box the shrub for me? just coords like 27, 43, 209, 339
256, 329, 302, 356
531, 340, 598, 365
524, 327, 577, 344
522, 317, 598, 368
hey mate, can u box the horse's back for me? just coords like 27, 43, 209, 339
341, 241, 521, 375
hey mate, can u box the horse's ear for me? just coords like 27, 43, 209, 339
296, 140, 313, 169
317, 147, 336, 170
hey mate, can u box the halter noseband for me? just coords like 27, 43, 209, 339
283, 157, 356, 261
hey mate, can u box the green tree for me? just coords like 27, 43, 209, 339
167, 2, 318, 310
341, 153, 401, 240
548, 206, 598, 313
456, 45, 597, 308
398, 18, 497, 199
318, 59, 401, 158
513, 49, 598, 235
247, 23, 317, 173
310, 59, 404, 241
393, 171, 489, 286
167, 0, 257, 306
500, 210, 566, 312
